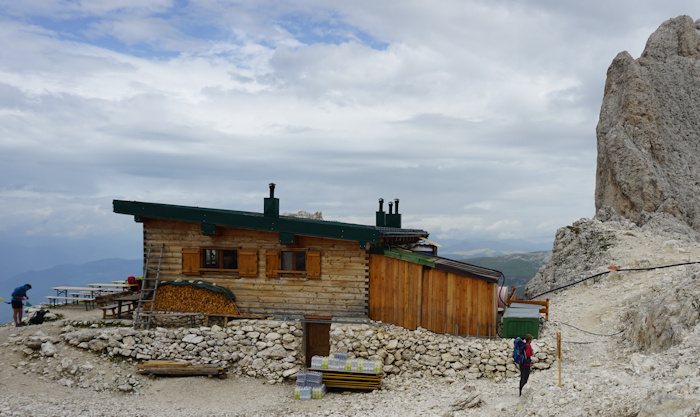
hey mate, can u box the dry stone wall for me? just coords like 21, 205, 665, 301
330, 323, 556, 380
60, 319, 305, 381
14, 318, 558, 386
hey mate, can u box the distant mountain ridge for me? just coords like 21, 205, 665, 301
459, 250, 552, 296
438, 238, 551, 259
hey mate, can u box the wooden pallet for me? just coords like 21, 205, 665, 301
137, 360, 227, 379
309, 368, 382, 390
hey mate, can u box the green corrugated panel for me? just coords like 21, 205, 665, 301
382, 249, 436, 268
503, 306, 539, 338
502, 317, 539, 339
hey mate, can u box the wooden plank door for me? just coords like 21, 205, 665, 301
304, 319, 331, 367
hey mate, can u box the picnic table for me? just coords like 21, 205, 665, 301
51, 286, 104, 297
47, 286, 127, 309
88, 283, 132, 289
100, 293, 141, 319
46, 287, 102, 309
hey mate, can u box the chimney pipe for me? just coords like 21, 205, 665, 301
386, 198, 402, 228
264, 183, 279, 218
376, 198, 386, 227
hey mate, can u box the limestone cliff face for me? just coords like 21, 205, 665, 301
595, 15, 700, 229
526, 16, 700, 299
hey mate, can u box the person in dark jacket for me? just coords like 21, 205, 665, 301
519, 334, 534, 396
11, 284, 31, 327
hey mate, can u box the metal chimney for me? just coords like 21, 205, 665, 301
376, 198, 386, 227
386, 198, 402, 228
264, 182, 279, 218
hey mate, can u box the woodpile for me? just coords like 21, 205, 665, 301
144, 283, 240, 315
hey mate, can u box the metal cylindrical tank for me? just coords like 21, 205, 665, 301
497, 286, 509, 309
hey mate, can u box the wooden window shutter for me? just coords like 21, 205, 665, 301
182, 248, 200, 275
266, 250, 279, 278
307, 251, 321, 279
238, 250, 258, 277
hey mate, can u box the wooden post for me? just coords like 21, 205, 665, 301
557, 331, 562, 387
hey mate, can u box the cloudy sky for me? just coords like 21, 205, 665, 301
2, 1, 699, 275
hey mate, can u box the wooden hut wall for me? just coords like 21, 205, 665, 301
369, 254, 497, 336
141, 218, 369, 317
368, 254, 423, 330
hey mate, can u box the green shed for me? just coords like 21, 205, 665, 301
502, 305, 540, 339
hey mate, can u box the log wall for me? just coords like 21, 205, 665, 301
140, 218, 369, 317
368, 254, 497, 336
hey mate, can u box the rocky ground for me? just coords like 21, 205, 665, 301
3, 217, 700, 416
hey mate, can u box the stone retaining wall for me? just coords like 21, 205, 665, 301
330, 323, 556, 379
61, 319, 305, 381
51, 319, 557, 382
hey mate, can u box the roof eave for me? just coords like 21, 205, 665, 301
383, 248, 502, 283
113, 200, 383, 243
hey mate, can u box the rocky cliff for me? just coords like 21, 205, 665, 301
527, 16, 700, 299
595, 15, 700, 229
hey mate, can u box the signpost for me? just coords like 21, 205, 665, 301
557, 331, 562, 387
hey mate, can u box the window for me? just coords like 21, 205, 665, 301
266, 250, 321, 279
182, 248, 258, 277
281, 251, 306, 272
203, 249, 238, 270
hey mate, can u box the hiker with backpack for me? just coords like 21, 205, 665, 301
513, 334, 534, 396
11, 284, 31, 327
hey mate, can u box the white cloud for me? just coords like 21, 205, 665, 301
1, 1, 700, 270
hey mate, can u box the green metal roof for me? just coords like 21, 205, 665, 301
113, 200, 428, 245
383, 248, 503, 283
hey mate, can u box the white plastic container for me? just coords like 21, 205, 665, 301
299, 386, 312, 400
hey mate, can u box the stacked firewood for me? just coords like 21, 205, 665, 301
144, 284, 239, 315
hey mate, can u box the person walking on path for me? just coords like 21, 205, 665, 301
11, 284, 31, 327
519, 334, 534, 396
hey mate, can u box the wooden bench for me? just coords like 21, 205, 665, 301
95, 291, 136, 319
99, 301, 136, 319
44, 296, 95, 310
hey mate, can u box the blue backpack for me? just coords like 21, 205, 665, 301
513, 338, 527, 364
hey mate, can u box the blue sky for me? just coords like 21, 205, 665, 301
2, 1, 700, 276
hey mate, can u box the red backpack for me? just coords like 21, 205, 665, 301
127, 276, 138, 290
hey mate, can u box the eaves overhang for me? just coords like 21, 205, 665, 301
383, 248, 503, 283
113, 200, 392, 243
